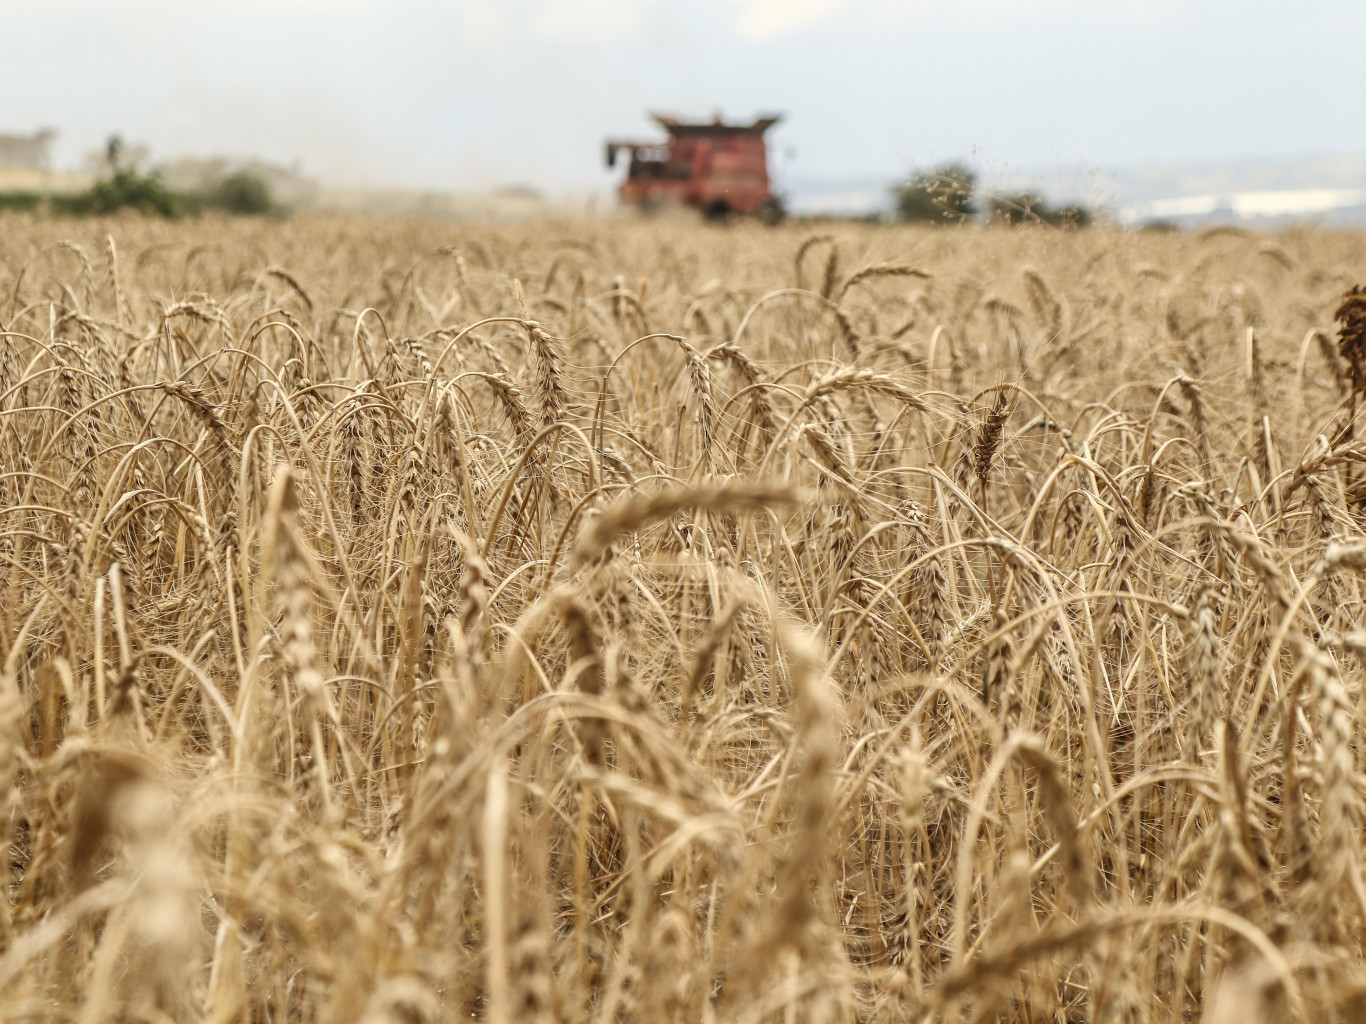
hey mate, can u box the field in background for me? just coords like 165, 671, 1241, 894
0, 168, 94, 195
1, 215, 1364, 1022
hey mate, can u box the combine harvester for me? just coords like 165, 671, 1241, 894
606, 112, 785, 224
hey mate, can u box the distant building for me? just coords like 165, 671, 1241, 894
0, 130, 56, 171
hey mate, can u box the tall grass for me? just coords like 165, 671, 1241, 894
0, 213, 1364, 1022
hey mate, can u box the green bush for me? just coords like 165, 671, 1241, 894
988, 191, 1047, 225
0, 192, 42, 212
208, 170, 274, 215
892, 162, 978, 223
989, 191, 1092, 228
1048, 203, 1092, 228
82, 169, 181, 217
41, 136, 278, 219
46, 136, 180, 218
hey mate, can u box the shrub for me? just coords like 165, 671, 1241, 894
80, 169, 181, 217
989, 191, 1092, 228
42, 136, 277, 219
47, 136, 181, 218
892, 161, 978, 223
208, 170, 274, 215
0, 192, 42, 212
1048, 202, 1092, 228
988, 191, 1048, 225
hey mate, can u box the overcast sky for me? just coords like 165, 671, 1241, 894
6, 0, 1364, 194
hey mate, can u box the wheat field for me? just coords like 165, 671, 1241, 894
1, 213, 1364, 1022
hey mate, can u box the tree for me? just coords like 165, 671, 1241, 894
893, 162, 978, 223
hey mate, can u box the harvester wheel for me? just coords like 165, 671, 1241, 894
757, 196, 785, 226
703, 200, 731, 223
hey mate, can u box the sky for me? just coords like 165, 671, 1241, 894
5, 0, 1365, 197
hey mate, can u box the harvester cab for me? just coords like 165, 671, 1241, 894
606, 112, 784, 224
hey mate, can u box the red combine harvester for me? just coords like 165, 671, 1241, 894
605, 112, 785, 224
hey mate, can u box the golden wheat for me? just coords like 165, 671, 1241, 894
0, 212, 1363, 1022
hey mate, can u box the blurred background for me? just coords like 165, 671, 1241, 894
4, 0, 1364, 226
